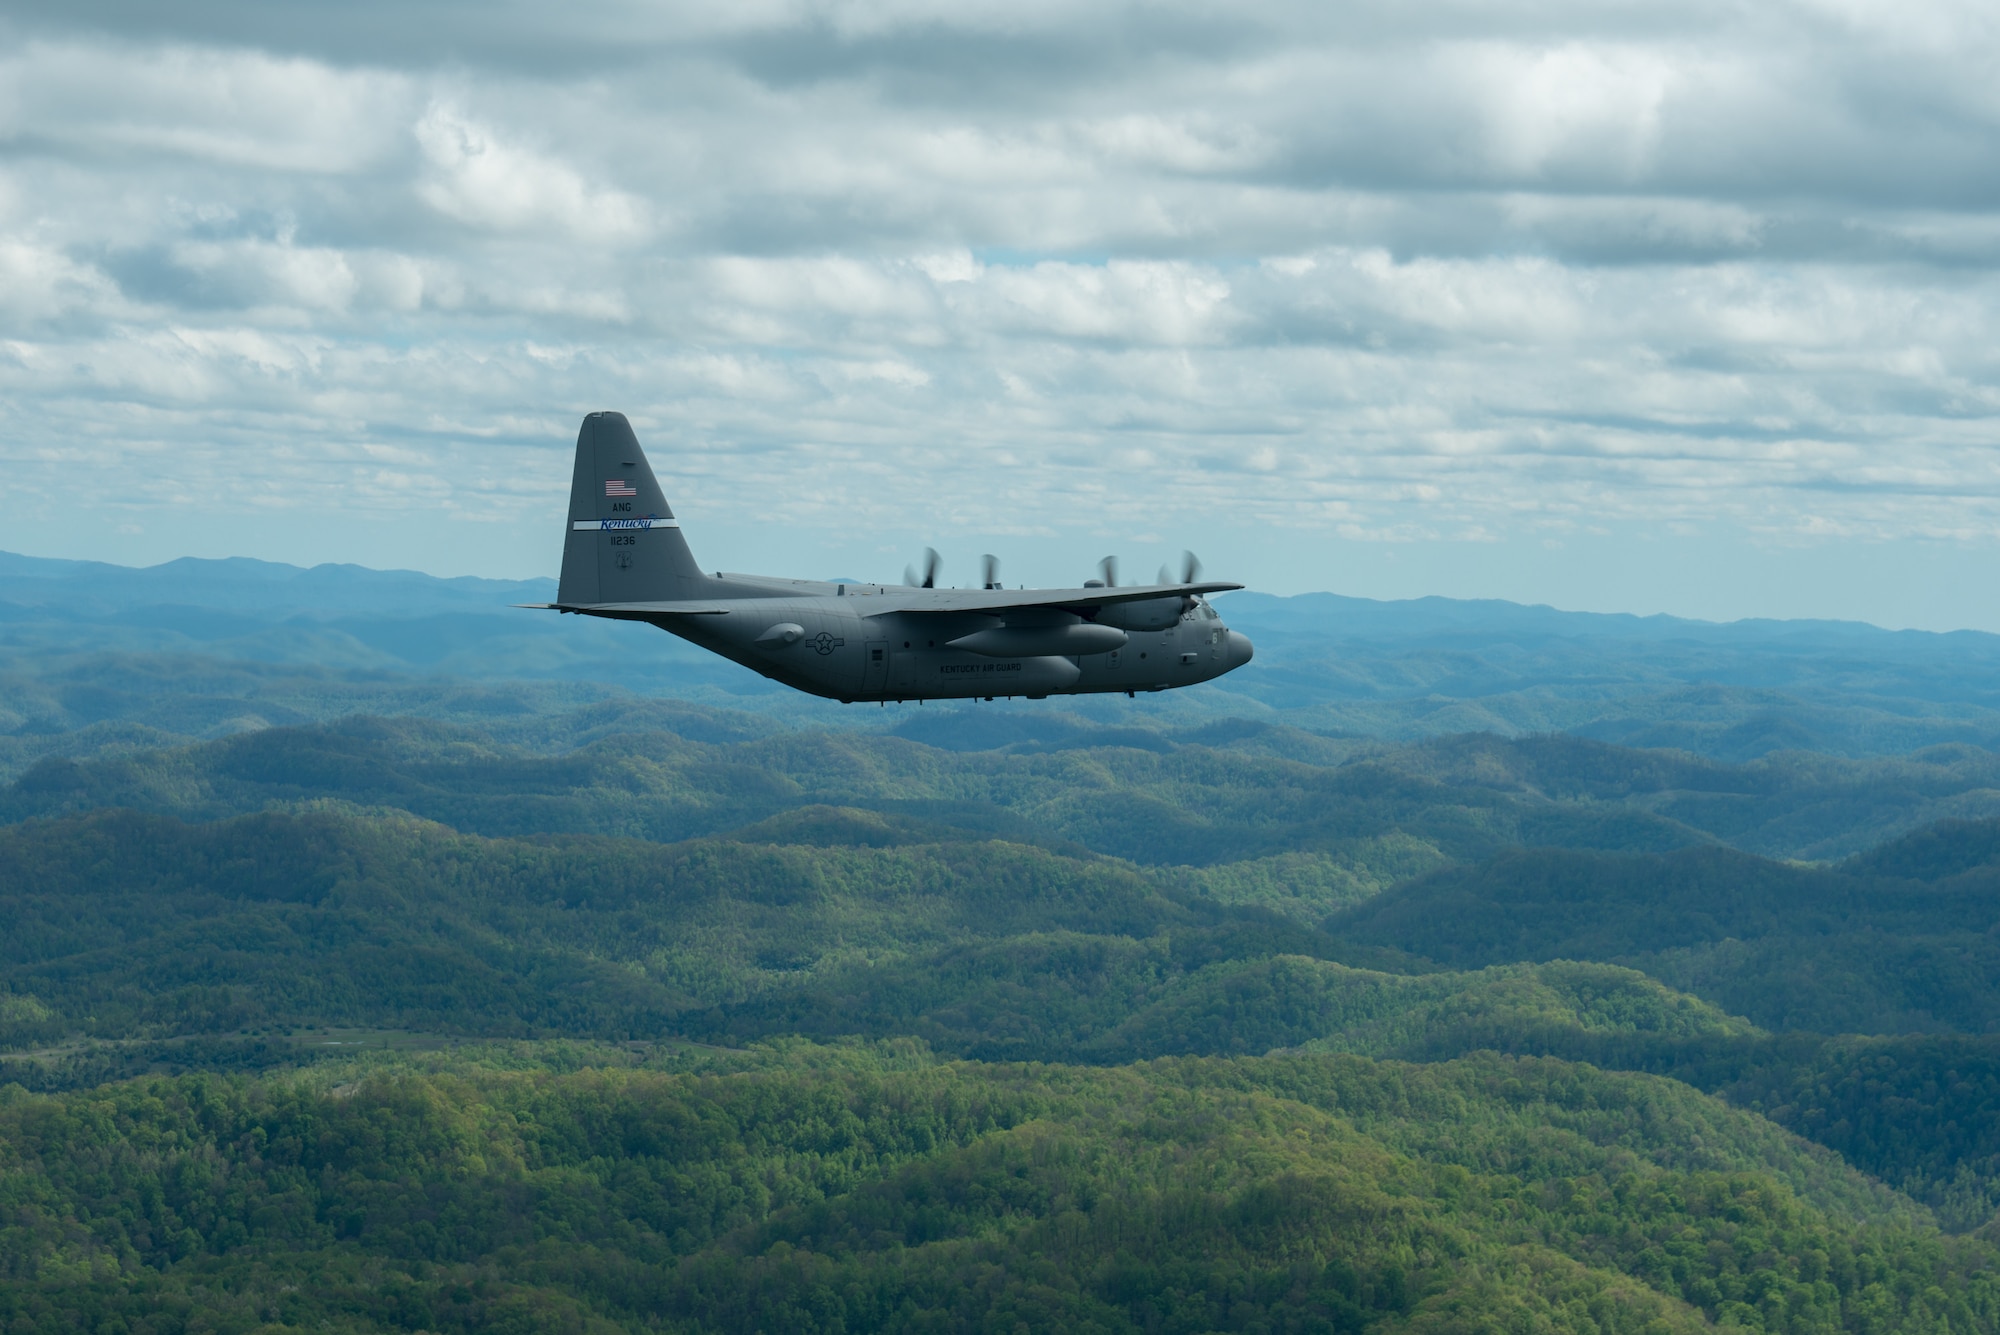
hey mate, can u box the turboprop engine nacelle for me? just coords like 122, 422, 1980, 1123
1094, 596, 1188, 633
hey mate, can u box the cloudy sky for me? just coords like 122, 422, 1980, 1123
3, 0, 1998, 628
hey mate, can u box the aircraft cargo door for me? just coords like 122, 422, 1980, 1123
864, 640, 889, 695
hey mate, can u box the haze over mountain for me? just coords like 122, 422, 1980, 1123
11, 550, 2000, 766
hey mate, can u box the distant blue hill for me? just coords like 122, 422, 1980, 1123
4, 548, 1977, 650
0, 549, 712, 683
0, 550, 555, 616
1222, 589, 2000, 653
4, 550, 2000, 760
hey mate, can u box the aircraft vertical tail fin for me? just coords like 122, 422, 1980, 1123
557, 412, 710, 606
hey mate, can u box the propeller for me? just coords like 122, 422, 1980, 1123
1157, 552, 1203, 586
981, 554, 1001, 590
1098, 555, 1119, 588
903, 547, 941, 589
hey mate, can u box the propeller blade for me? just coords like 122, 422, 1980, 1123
1158, 564, 1172, 586
921, 547, 941, 589
1098, 555, 1118, 588
981, 553, 1000, 590
1180, 550, 1203, 584
903, 565, 919, 588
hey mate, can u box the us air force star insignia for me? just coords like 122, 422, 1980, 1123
811, 631, 844, 655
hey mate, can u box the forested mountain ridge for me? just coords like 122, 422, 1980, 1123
0, 803, 1425, 1055
9, 717, 2000, 1048
13, 712, 2000, 862
1329, 828, 2000, 1033
5, 1044, 1996, 1333
11, 553, 2000, 1325
6, 798, 2000, 1235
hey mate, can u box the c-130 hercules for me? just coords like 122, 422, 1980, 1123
525, 412, 1254, 703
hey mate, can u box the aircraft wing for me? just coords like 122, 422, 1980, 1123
513, 582, 1241, 620
855, 582, 1243, 616
513, 602, 731, 617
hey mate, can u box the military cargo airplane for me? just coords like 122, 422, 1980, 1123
523, 412, 1254, 703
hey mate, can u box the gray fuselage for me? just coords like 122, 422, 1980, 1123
649, 578, 1253, 703
542, 410, 1254, 703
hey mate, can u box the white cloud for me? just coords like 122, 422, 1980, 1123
0, 239, 124, 324
0, 0, 1995, 620
977, 261, 1235, 344
1467, 42, 1675, 181
0, 41, 410, 172
414, 102, 648, 242
166, 238, 359, 312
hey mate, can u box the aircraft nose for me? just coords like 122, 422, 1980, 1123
1226, 630, 1254, 668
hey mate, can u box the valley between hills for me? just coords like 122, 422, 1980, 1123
4, 555, 2000, 1332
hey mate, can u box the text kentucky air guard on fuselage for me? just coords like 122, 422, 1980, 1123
522, 412, 1254, 704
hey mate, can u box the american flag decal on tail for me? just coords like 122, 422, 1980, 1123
605, 479, 637, 497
